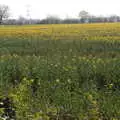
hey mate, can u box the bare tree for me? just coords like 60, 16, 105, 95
109, 15, 120, 22
17, 16, 27, 25
45, 15, 61, 24
0, 4, 10, 24
79, 10, 90, 23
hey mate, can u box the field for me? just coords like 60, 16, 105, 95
0, 23, 120, 120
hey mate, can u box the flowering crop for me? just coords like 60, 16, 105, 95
0, 23, 120, 41
0, 23, 120, 119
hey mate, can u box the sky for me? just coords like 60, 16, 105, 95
1, 0, 120, 19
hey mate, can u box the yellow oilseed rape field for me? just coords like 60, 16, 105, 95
0, 23, 120, 120
0, 23, 120, 41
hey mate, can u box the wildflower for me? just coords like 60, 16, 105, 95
56, 79, 60, 83
67, 79, 71, 84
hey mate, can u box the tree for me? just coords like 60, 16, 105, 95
17, 16, 27, 25
0, 4, 10, 24
79, 10, 90, 23
46, 15, 61, 24
109, 15, 120, 22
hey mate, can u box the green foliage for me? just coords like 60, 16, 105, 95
0, 24, 120, 119
0, 56, 119, 119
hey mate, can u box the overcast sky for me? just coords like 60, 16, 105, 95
1, 0, 120, 19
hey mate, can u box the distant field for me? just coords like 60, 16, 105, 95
0, 23, 120, 120
0, 23, 120, 57
1, 23, 120, 41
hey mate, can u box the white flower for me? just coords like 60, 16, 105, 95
56, 79, 60, 83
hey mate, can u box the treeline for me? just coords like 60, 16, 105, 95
0, 4, 120, 25
3, 15, 120, 25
